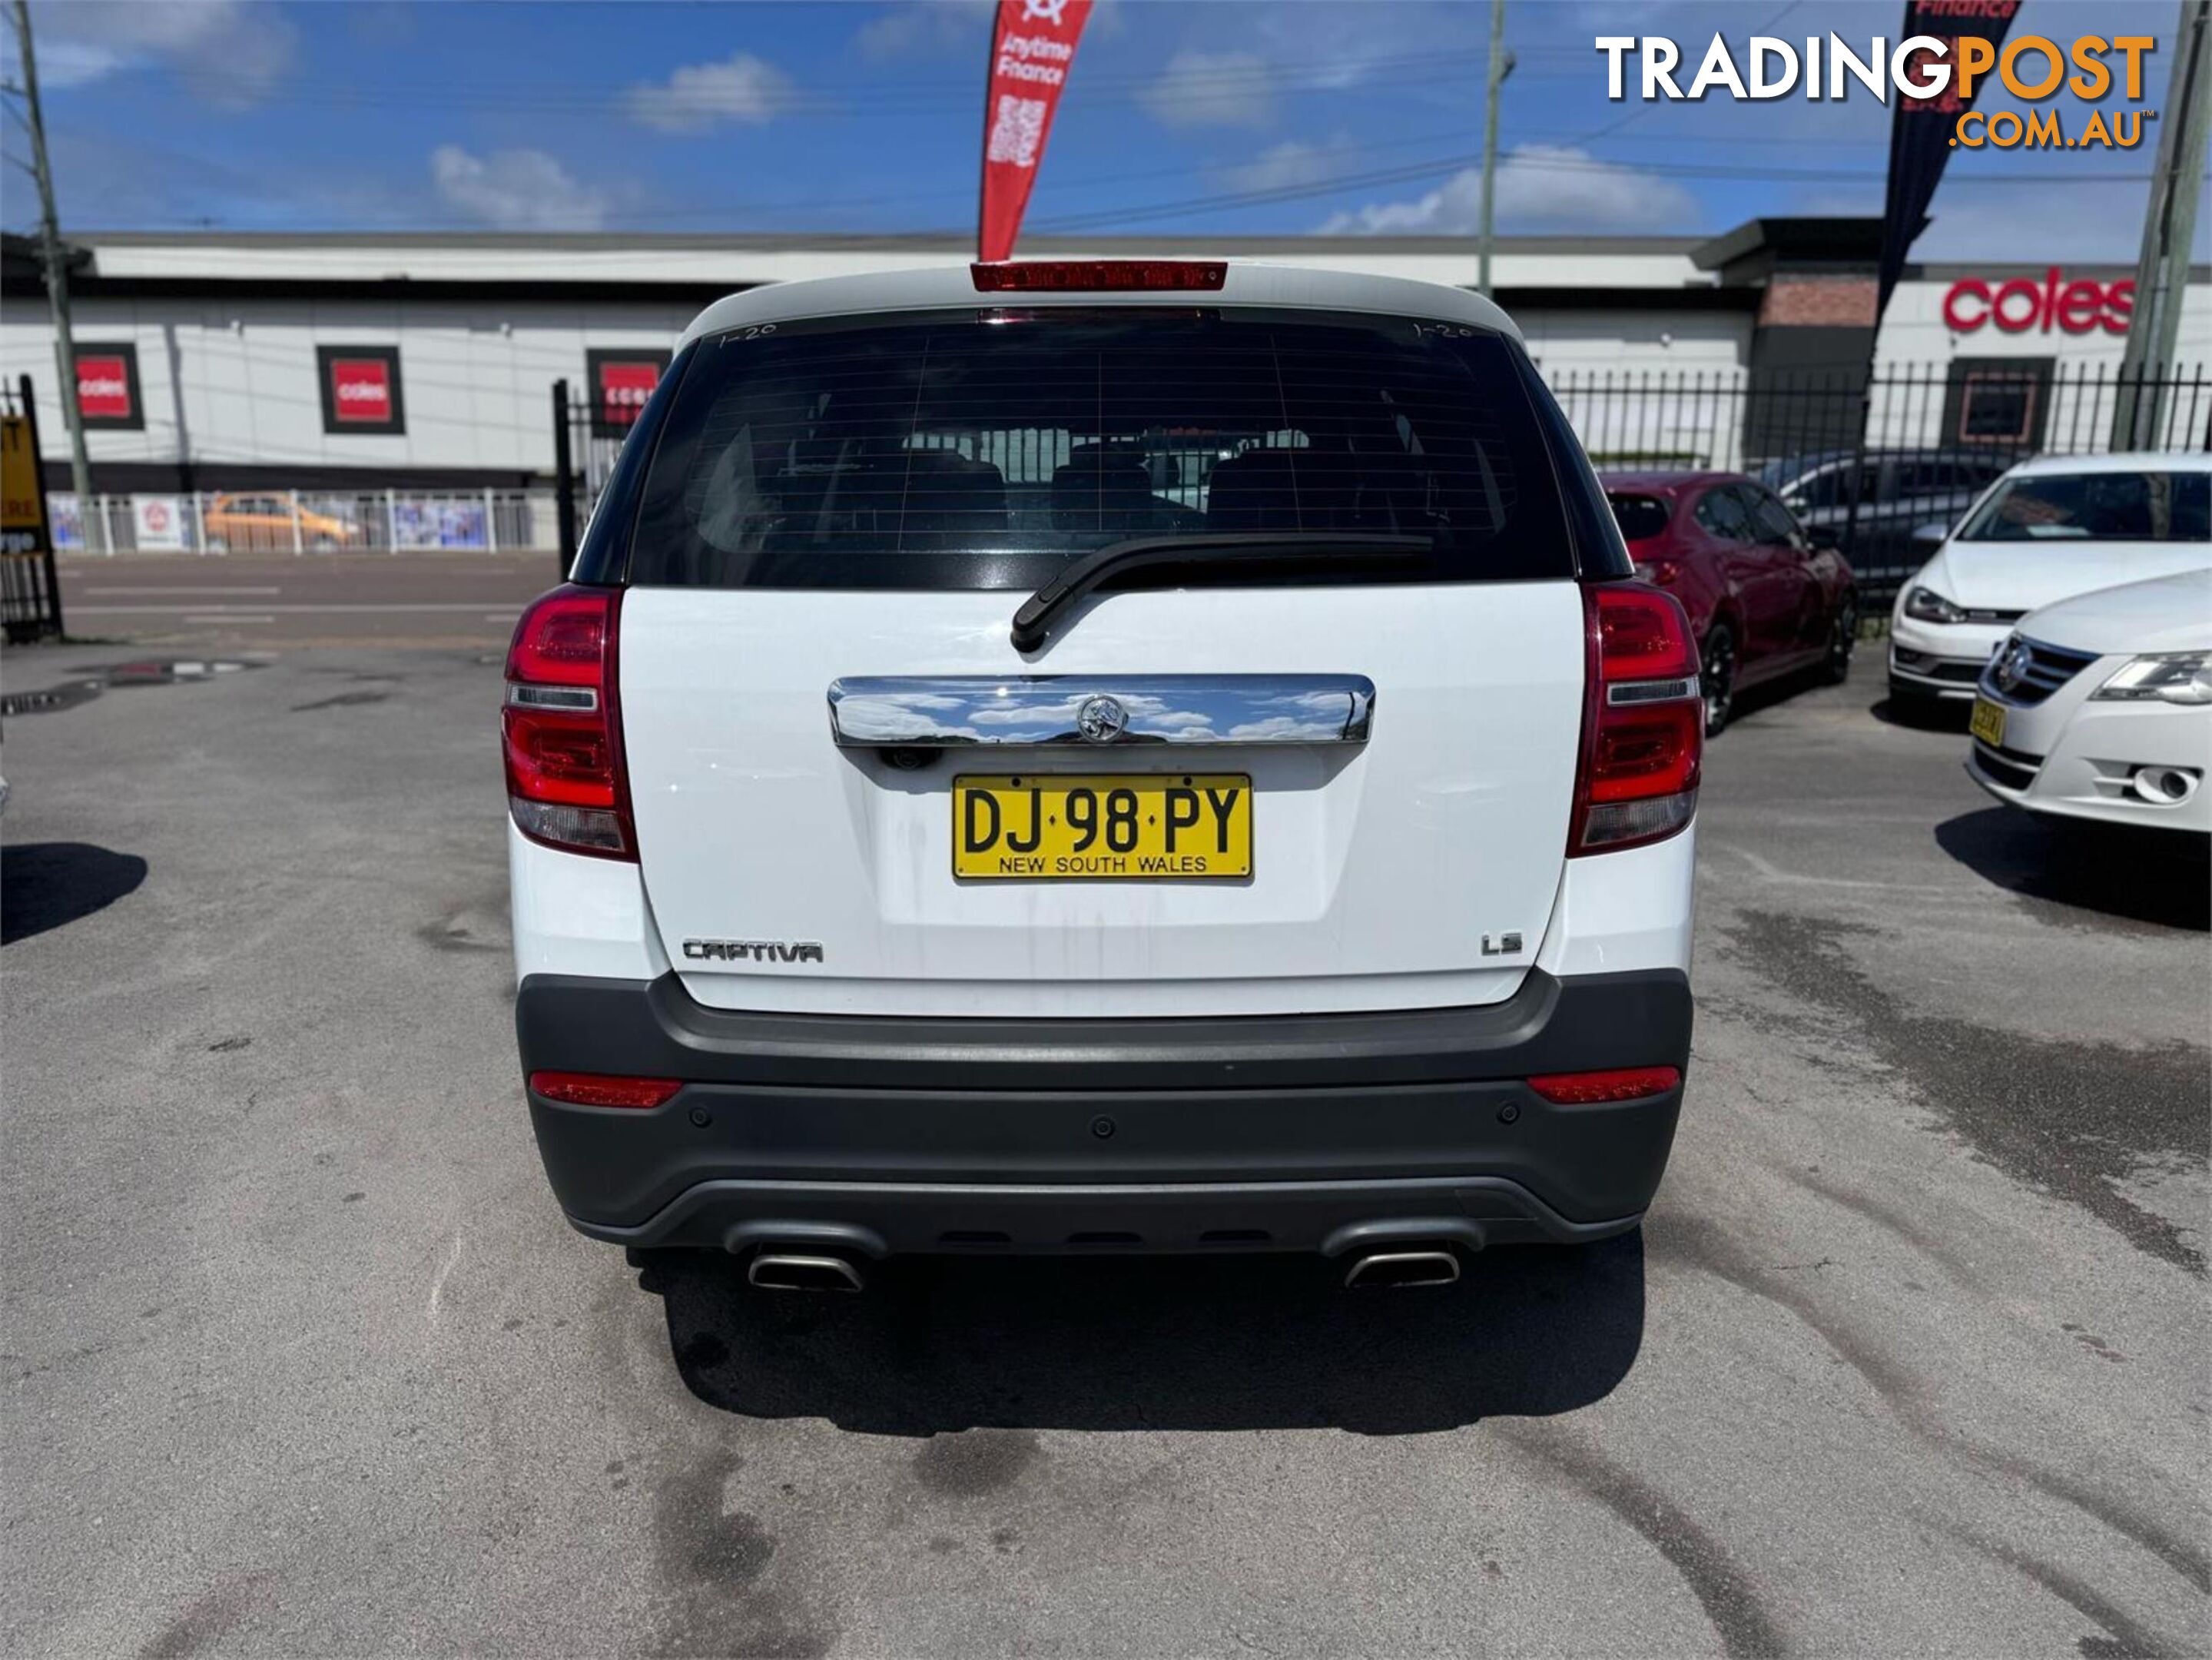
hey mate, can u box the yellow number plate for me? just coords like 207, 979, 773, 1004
1969, 697, 2006, 748
953, 774, 1252, 880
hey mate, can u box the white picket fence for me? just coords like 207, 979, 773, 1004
51, 489, 561, 555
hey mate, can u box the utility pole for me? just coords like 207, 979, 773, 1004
6, 0, 98, 550
2113, 0, 2210, 451
1476, 0, 1507, 298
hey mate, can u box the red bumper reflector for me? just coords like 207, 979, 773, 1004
1526, 1065, 1681, 1104
529, 1071, 682, 1110
970, 260, 1228, 292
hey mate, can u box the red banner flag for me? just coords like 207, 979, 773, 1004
977, 0, 1092, 264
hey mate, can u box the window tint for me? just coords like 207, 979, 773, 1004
1693, 486, 1753, 542
627, 308, 1577, 589
1898, 456, 1999, 495
1784, 462, 1876, 511
1958, 471, 2211, 543
1741, 486, 1800, 545
1607, 493, 1671, 542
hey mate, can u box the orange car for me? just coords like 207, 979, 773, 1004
202, 493, 361, 551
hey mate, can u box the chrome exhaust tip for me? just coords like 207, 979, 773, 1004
1344, 1248, 1461, 1290
747, 1252, 865, 1293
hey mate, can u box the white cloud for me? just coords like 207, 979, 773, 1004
852, 0, 1116, 58
17, 0, 296, 105
1249, 2, 1483, 91
1139, 49, 1275, 129
852, 0, 995, 61
1319, 145, 1699, 235
27, 38, 124, 88
1217, 137, 1355, 196
625, 52, 795, 134
430, 146, 609, 232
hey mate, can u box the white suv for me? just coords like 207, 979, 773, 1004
505, 260, 1700, 1293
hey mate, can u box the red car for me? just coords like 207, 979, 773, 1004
1601, 470, 1859, 733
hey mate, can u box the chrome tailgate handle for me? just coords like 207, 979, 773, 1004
827, 675, 1375, 748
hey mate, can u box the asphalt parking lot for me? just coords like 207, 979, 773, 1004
3, 619, 2206, 1658
51, 551, 560, 649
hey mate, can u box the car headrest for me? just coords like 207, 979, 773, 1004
1207, 448, 1318, 530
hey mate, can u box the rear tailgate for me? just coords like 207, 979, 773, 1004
609, 287, 1600, 1018
621, 579, 1584, 1017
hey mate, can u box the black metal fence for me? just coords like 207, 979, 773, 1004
551, 377, 632, 572
1548, 360, 2210, 605
548, 360, 2212, 606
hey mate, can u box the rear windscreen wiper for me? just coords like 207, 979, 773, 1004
1010, 532, 1433, 652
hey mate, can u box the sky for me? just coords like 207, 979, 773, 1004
2, 0, 2204, 261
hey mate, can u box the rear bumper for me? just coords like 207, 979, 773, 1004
516, 968, 1693, 1256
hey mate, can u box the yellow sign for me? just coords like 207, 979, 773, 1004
2, 413, 48, 552
952, 773, 1253, 880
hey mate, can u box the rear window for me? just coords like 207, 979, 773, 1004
625, 308, 1577, 589
1957, 470, 2211, 543
1606, 493, 1670, 542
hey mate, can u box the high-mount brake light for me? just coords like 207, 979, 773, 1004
970, 261, 1229, 293
1567, 583, 1703, 855
502, 584, 636, 861
1527, 1066, 1681, 1104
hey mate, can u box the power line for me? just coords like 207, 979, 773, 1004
22, 5, 2150, 240
1030, 152, 2149, 235
68, 144, 2151, 237
14, 110, 1890, 236
144, 45, 1528, 115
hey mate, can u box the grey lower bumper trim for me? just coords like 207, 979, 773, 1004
570, 1174, 1641, 1257
519, 967, 1691, 1251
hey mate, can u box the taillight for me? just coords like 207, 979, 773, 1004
1527, 1066, 1681, 1104
502, 584, 635, 860
970, 260, 1228, 292
1568, 583, 1703, 855
528, 1071, 679, 1109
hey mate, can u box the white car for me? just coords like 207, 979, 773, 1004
502, 259, 1702, 1296
1968, 567, 2212, 834
1888, 452, 2212, 709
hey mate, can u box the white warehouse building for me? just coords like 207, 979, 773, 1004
2, 219, 2204, 505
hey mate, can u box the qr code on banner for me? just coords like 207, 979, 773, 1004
987, 95, 1047, 167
